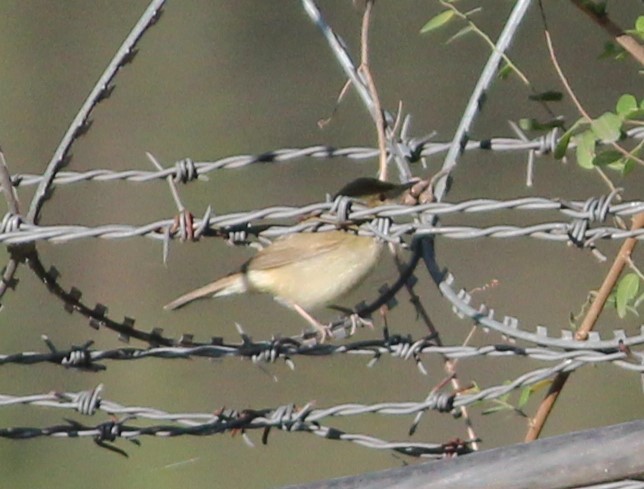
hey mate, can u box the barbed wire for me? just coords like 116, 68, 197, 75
1, 332, 642, 373
20, 248, 643, 356
435, 272, 644, 351
0, 354, 596, 455
2, 218, 641, 245
8, 127, 644, 189
0, 195, 641, 245
25, 0, 165, 224
0, 350, 628, 437
0, 384, 468, 458
428, 0, 534, 201
0, 358, 628, 420
0, 0, 640, 478
0, 351, 605, 455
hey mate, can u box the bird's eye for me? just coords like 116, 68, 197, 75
378, 193, 386, 202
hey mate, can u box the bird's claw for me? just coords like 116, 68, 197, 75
314, 323, 334, 344
348, 314, 373, 336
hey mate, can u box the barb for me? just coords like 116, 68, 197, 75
2, 334, 642, 372
0, 350, 624, 452
0, 198, 641, 245
9, 128, 644, 188
0, 148, 22, 302
439, 272, 644, 350
0, 387, 470, 458
26, 254, 175, 347
434, 0, 533, 201
301, 0, 376, 121
26, 0, 165, 225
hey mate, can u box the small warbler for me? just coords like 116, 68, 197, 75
164, 177, 416, 340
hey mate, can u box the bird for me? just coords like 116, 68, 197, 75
164, 177, 415, 340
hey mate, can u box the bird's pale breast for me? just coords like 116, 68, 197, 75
246, 231, 383, 310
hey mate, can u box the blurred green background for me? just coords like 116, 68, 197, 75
0, 1, 641, 488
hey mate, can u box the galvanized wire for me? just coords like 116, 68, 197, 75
0, 350, 617, 455
0, 196, 641, 245
25, 0, 165, 224
0, 218, 641, 245
2, 333, 642, 373
580, 482, 644, 489
438, 272, 644, 350
0, 385, 467, 458
433, 0, 533, 201
0, 0, 641, 473
8, 126, 644, 188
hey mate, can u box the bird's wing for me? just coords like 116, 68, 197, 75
249, 231, 352, 271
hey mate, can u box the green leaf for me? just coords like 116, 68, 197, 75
519, 119, 534, 131
518, 387, 532, 408
616, 273, 640, 318
591, 112, 622, 142
621, 157, 636, 175
615, 95, 644, 120
446, 25, 474, 44
599, 41, 626, 60
588, 1, 607, 16
606, 158, 627, 173
593, 149, 623, 166
554, 128, 574, 159
519, 118, 565, 132
623, 109, 644, 121
498, 62, 512, 80
554, 118, 586, 159
574, 130, 596, 169
636, 16, 644, 37
528, 91, 563, 102
616, 94, 637, 116
482, 405, 512, 415
420, 10, 455, 34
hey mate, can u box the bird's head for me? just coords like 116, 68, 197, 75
333, 177, 416, 207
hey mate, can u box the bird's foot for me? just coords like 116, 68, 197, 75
348, 313, 373, 336
313, 322, 334, 344
292, 303, 334, 344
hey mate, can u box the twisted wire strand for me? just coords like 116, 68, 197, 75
9, 126, 644, 188
0, 386, 470, 457
0, 363, 590, 418
432, 0, 533, 201
0, 197, 641, 245
0, 219, 639, 245
0, 354, 611, 447
24, 244, 642, 354
2, 335, 642, 372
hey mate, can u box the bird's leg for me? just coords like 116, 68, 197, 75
291, 303, 334, 343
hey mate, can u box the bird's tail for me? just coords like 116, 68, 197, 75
163, 273, 247, 310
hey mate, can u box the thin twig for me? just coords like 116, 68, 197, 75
358, 0, 388, 181
525, 212, 644, 441
392, 246, 480, 450
438, 0, 530, 85
538, 0, 644, 175
569, 0, 644, 66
